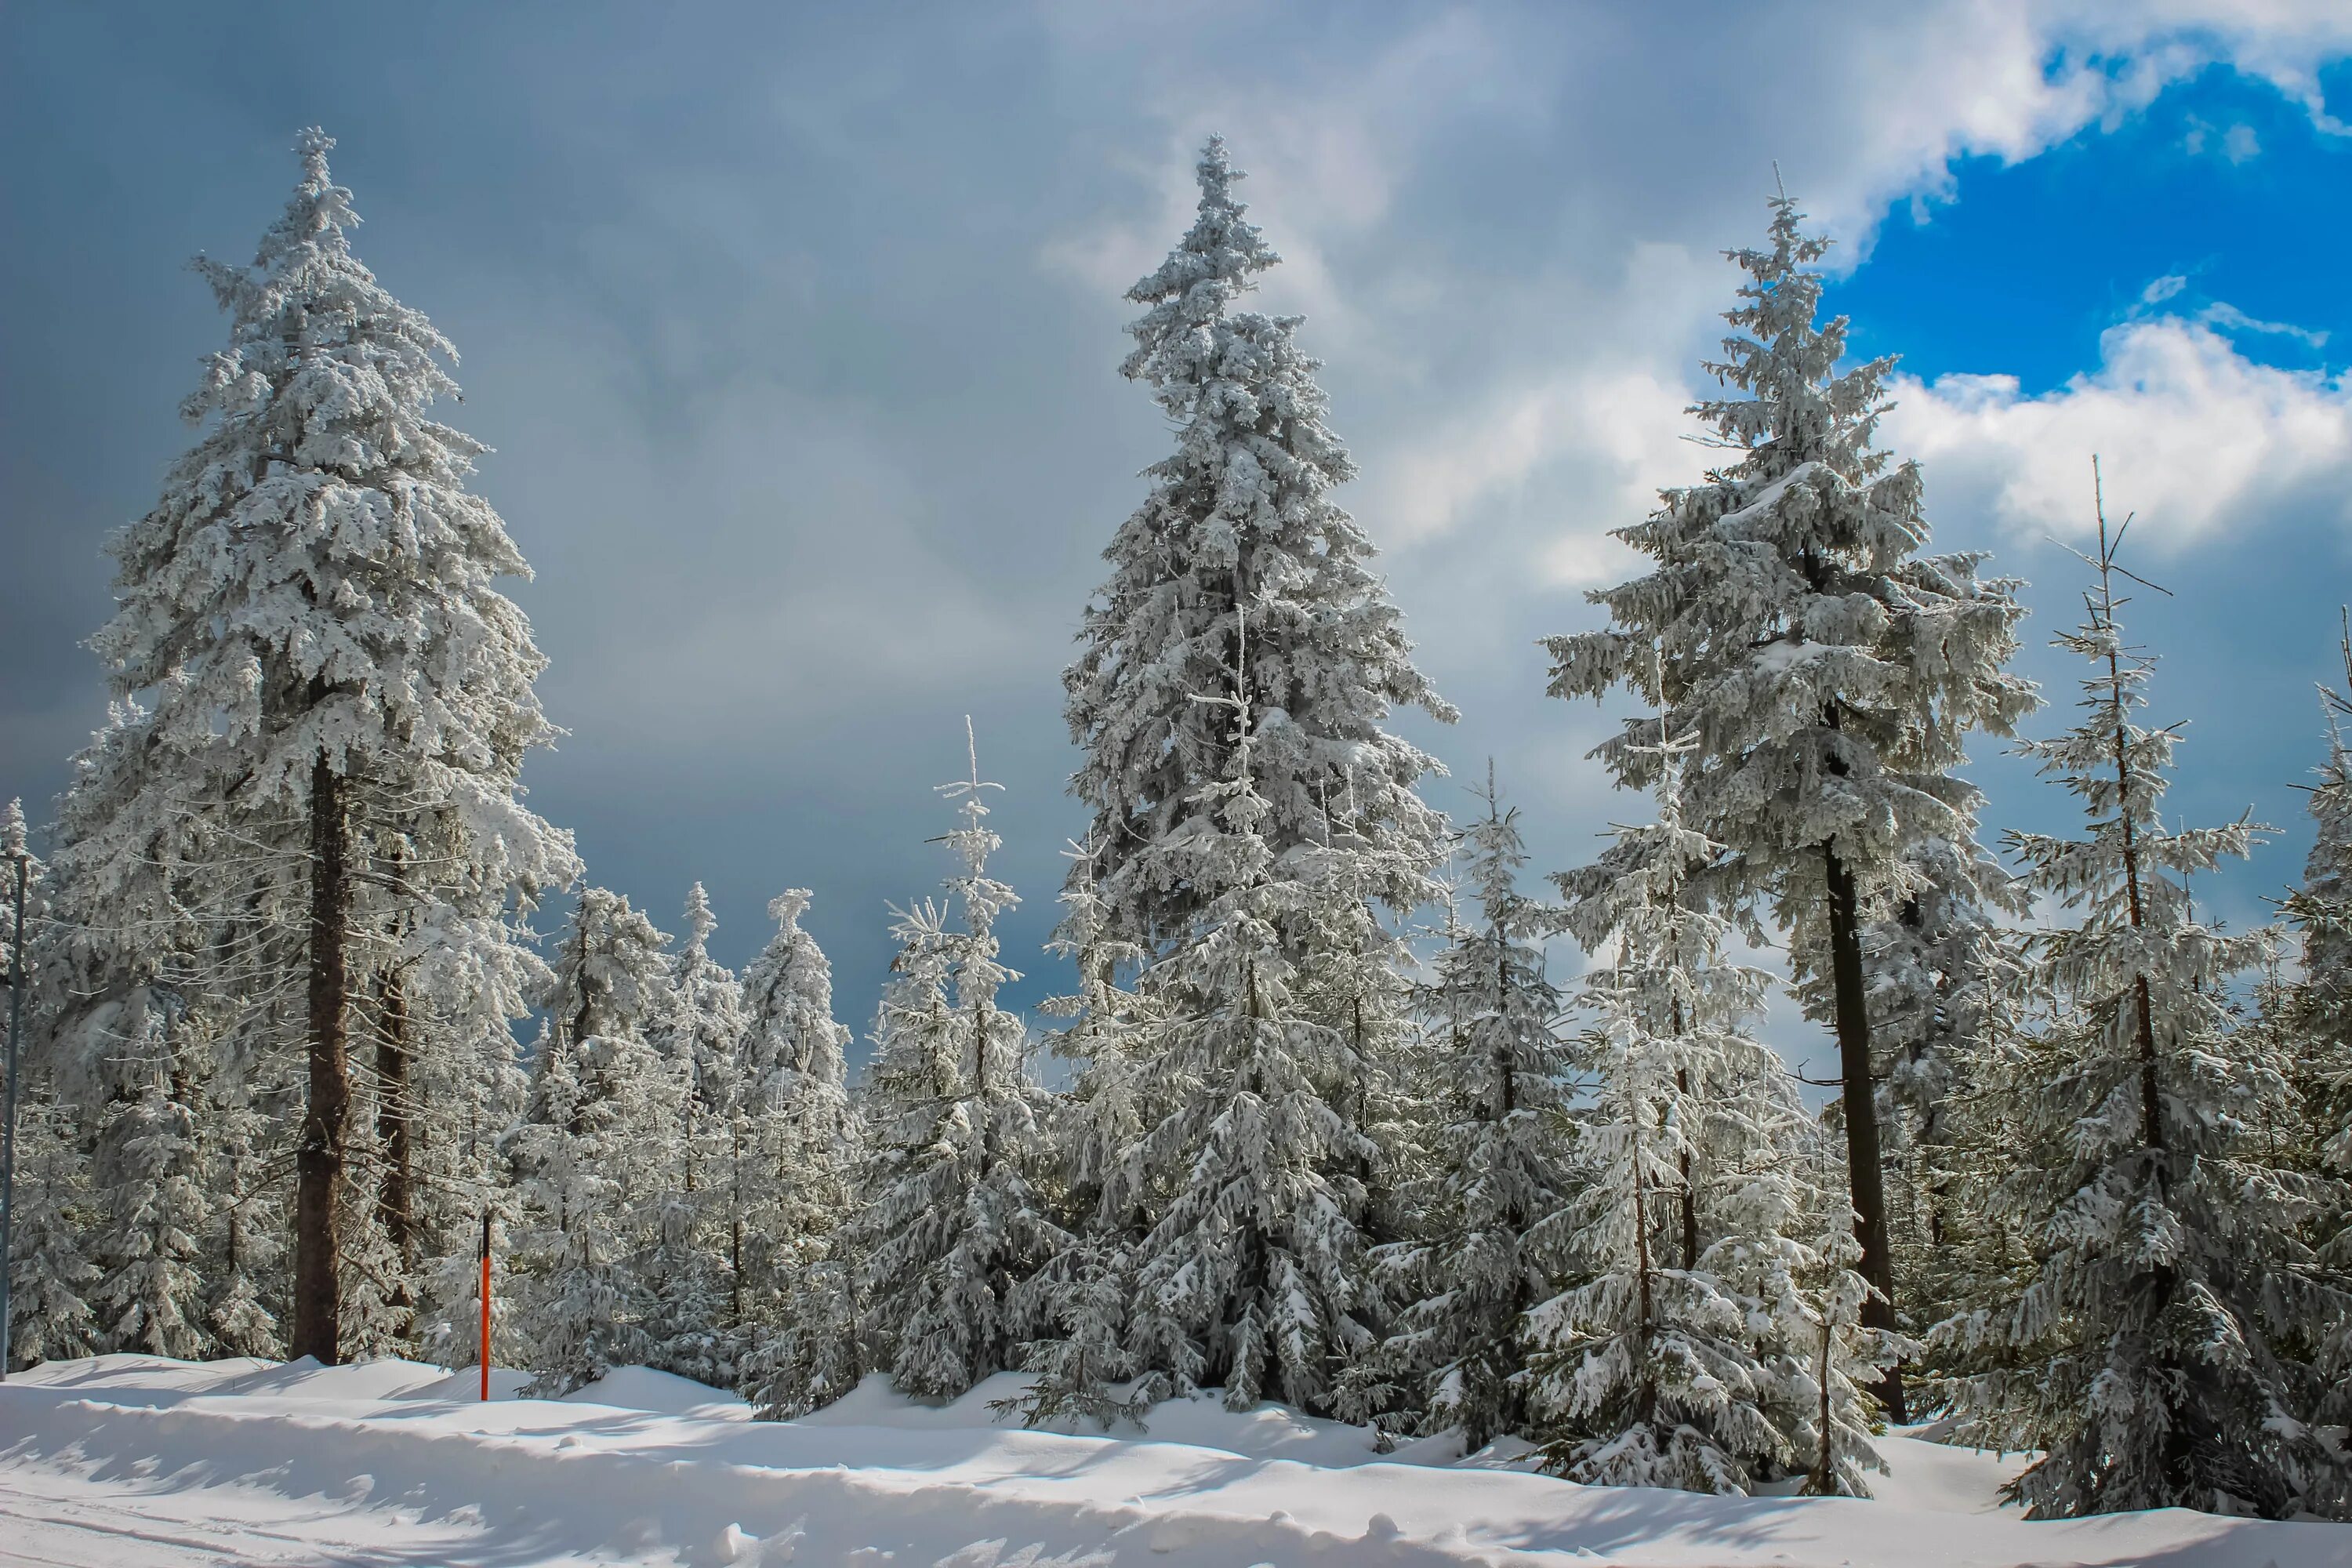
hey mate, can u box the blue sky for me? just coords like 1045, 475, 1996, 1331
3, 3, 2347, 1080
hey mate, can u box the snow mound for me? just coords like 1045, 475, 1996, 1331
2, 1356, 2343, 1568
209, 1355, 456, 1403
1874, 1427, 2035, 1516
558, 1363, 753, 1417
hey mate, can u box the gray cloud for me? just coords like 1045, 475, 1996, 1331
4, 1, 2346, 1077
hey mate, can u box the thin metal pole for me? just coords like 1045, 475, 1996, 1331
0, 850, 30, 1382
478, 1207, 492, 1402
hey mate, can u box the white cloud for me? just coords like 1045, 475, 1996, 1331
1820, 2, 2351, 226
1886, 314, 2352, 550
2201, 299, 2329, 347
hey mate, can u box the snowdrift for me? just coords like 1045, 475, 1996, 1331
2, 1356, 2343, 1567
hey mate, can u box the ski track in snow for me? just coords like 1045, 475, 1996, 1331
2, 1356, 2347, 1568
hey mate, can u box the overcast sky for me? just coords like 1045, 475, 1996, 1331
4, 2, 2348, 1080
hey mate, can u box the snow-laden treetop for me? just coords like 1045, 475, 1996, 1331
1066, 136, 1453, 955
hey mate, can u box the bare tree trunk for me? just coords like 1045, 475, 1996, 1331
1671, 992, 1696, 1270
293, 752, 350, 1364
1824, 840, 1904, 1422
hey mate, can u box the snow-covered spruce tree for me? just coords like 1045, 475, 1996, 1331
1, 802, 98, 1372
507, 887, 676, 1395
91, 1006, 209, 1359
729, 887, 857, 1406
2, 797, 34, 987
1102, 631, 1385, 1415
1770, 1129, 1902, 1499
655, 884, 746, 1152
1001, 837, 1156, 1429
2287, 618, 2352, 1456
409, 1039, 528, 1376
5, 1091, 100, 1370
1062, 136, 1452, 960
634, 884, 744, 1383
394, 818, 554, 1372
2287, 615, 2351, 1193
1294, 789, 1429, 1279
854, 727, 1063, 1399
358, 815, 564, 1363
1934, 491, 2351, 1519
1040, 836, 1154, 1238
1374, 768, 1576, 1450
1538, 733, 1891, 1494
1544, 192, 2034, 1419
48, 129, 574, 1363
1527, 973, 1781, 1494
201, 1082, 283, 1359
1863, 833, 2024, 1342
1057, 138, 1450, 1419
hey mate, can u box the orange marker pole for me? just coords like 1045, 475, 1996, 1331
478, 1207, 492, 1402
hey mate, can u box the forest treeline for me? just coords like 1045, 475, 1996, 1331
3, 132, 2347, 1523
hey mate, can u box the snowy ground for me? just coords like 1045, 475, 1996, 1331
2, 1357, 2344, 1567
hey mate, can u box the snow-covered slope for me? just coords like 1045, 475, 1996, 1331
2, 1357, 2343, 1568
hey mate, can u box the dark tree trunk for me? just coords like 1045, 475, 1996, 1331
1676, 1067, 1698, 1271
1671, 996, 1696, 1270
293, 751, 350, 1364
1824, 840, 1904, 1422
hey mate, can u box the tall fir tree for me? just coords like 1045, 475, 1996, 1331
2287, 614, 2351, 1196
1933, 483, 2351, 1519
1864, 834, 2024, 1340
1062, 136, 1453, 960
639, 884, 745, 1384
731, 887, 858, 1408
1002, 837, 1156, 1430
91, 1008, 209, 1359
1539, 730, 1893, 1494
5, 1092, 100, 1370
853, 726, 1063, 1399
1103, 630, 1381, 1414
1054, 137, 1451, 1419
1374, 768, 1576, 1450
507, 887, 675, 1395
2, 804, 97, 1371
46, 128, 573, 1363
1544, 191, 2034, 1418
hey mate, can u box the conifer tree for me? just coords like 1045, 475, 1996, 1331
2288, 614, 2351, 1189
1933, 482, 2351, 1519
47, 129, 574, 1363
93, 1009, 208, 1359
202, 1085, 283, 1359
729, 887, 852, 1341
1004, 837, 1155, 1429
400, 851, 547, 1372
1865, 835, 2024, 1338
1057, 137, 1450, 1420
1544, 191, 2034, 1418
1062, 136, 1453, 958
5, 1093, 100, 1369
1536, 730, 1893, 1493
0, 802, 94, 1372
1104, 636, 1379, 1414
508, 887, 674, 1394
1040, 837, 1153, 1238
1376, 769, 1575, 1450
1530, 979, 1782, 1494
640, 884, 743, 1382
854, 726, 1063, 1399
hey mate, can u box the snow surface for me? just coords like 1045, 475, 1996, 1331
2, 1357, 2344, 1567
